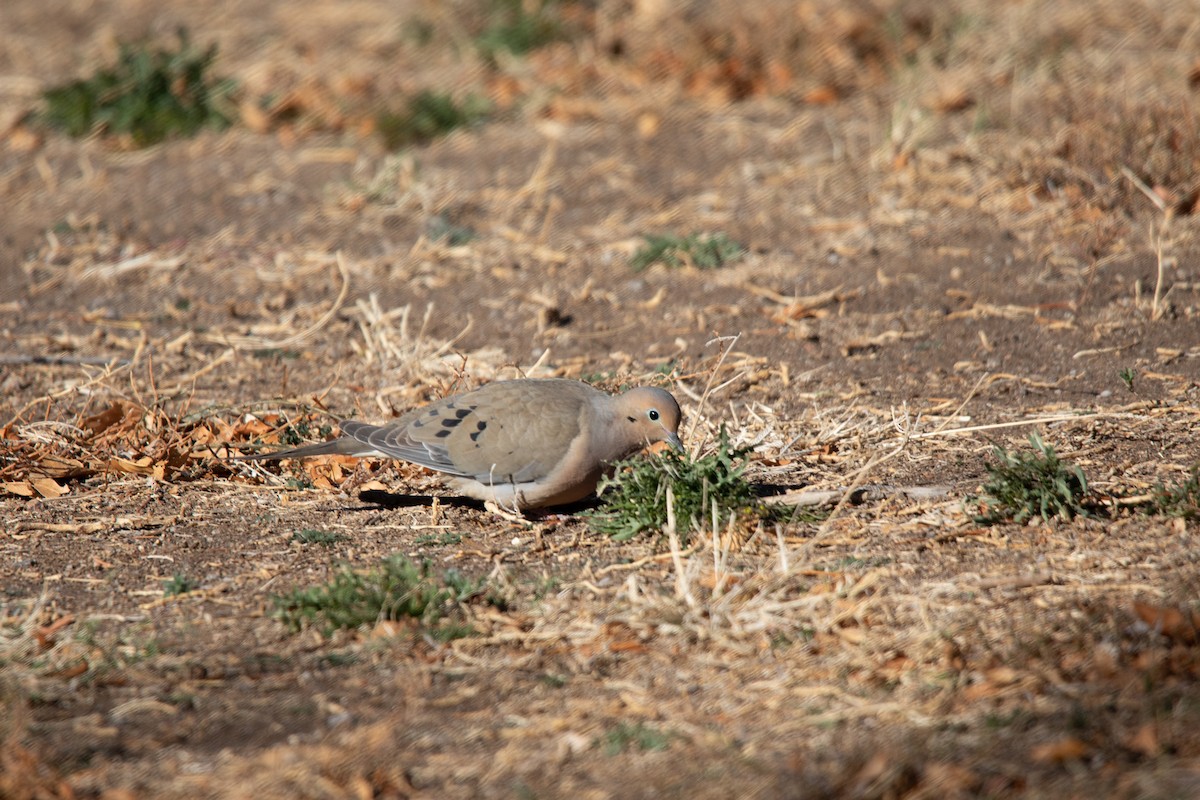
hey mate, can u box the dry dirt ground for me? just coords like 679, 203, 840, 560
4, 1, 1200, 798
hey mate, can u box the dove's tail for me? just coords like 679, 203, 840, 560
234, 437, 368, 461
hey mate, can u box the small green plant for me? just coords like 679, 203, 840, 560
280, 422, 311, 446
1151, 466, 1200, 519
376, 91, 488, 151
427, 216, 477, 246
428, 623, 478, 642
441, 568, 486, 602
972, 432, 1090, 523
42, 29, 234, 146
532, 575, 561, 600
250, 348, 302, 360
414, 531, 465, 547
1119, 367, 1136, 392
631, 232, 745, 271
984, 709, 1029, 729
163, 573, 198, 596
586, 428, 757, 542
401, 17, 436, 46
66, 625, 162, 681
292, 529, 345, 547
601, 722, 673, 755
476, 0, 564, 60
317, 651, 359, 668
271, 554, 475, 637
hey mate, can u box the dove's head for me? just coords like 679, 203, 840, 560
617, 386, 684, 452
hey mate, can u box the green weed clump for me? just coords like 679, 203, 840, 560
972, 432, 1089, 523
601, 722, 673, 755
42, 30, 234, 146
476, 0, 565, 60
291, 529, 345, 547
162, 573, 198, 596
631, 232, 745, 271
376, 91, 488, 150
1151, 466, 1200, 519
272, 554, 478, 637
586, 429, 757, 542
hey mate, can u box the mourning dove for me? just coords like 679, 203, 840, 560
239, 378, 683, 509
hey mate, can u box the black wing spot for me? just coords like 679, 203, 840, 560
455, 408, 473, 419
469, 420, 487, 442
435, 429, 452, 438
441, 417, 462, 428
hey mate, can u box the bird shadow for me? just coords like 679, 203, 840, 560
355, 488, 601, 518
355, 485, 805, 515
357, 489, 472, 510
752, 483, 801, 500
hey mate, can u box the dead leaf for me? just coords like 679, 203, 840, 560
985, 666, 1019, 686
962, 682, 1003, 701
803, 85, 840, 105
107, 458, 159, 477
34, 614, 75, 650
768, 303, 828, 323
32, 478, 68, 498
82, 400, 142, 443
836, 625, 866, 645
3, 481, 35, 497
699, 572, 741, 592
1030, 736, 1088, 763
1133, 601, 1200, 643
190, 425, 215, 445
50, 662, 89, 680
233, 418, 273, 438
852, 751, 890, 785
239, 99, 272, 134
943, 640, 966, 671
31, 455, 89, 479
82, 404, 126, 436
1125, 723, 1158, 757
637, 112, 660, 139
7, 125, 42, 152
370, 620, 409, 640
879, 653, 913, 675
925, 85, 974, 113
924, 762, 981, 793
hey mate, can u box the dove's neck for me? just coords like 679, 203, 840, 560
588, 396, 639, 463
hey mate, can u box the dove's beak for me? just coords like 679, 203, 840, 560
665, 431, 683, 451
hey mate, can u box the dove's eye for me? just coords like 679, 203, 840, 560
647, 409, 660, 421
